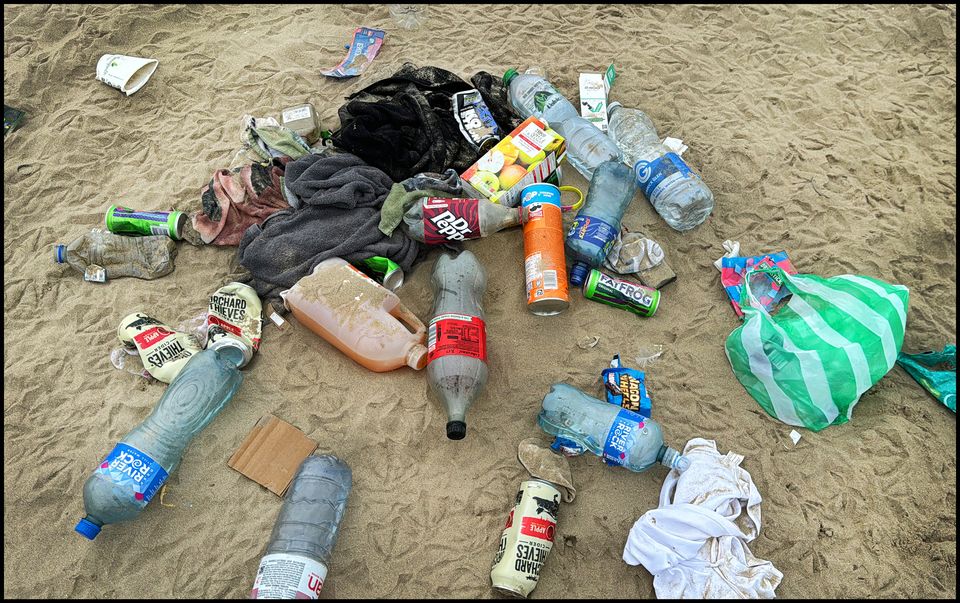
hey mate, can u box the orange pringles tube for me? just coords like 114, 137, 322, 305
520, 183, 569, 316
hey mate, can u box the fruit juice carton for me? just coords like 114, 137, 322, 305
579, 65, 616, 132
460, 117, 566, 209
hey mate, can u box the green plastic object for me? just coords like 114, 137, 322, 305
4, 105, 25, 136
897, 345, 956, 413
725, 266, 909, 431
359, 256, 403, 291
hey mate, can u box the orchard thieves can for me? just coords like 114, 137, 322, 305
490, 479, 561, 598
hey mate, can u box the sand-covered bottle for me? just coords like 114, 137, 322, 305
281, 258, 428, 372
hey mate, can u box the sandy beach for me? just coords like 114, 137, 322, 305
3, 4, 956, 599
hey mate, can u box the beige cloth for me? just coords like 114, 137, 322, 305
518, 438, 576, 502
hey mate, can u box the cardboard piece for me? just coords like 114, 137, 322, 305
579, 65, 616, 131
228, 414, 317, 496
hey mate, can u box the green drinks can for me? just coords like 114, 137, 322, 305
105, 205, 186, 240
359, 256, 404, 291
583, 268, 660, 317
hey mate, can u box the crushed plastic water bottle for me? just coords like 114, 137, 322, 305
607, 102, 714, 232
538, 383, 690, 473
565, 159, 638, 287
389, 5, 427, 29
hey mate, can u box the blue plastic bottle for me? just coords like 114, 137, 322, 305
565, 159, 638, 287
74, 347, 244, 540
504, 69, 622, 180
538, 383, 690, 473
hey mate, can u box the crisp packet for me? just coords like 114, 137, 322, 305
720, 251, 797, 318
551, 354, 652, 457
321, 27, 386, 79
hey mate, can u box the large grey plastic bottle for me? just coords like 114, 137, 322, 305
251, 455, 353, 599
537, 383, 690, 473
74, 346, 245, 540
427, 250, 489, 440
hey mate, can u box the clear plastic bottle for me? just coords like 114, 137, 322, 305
427, 251, 488, 440
607, 102, 714, 231
251, 455, 352, 600
504, 69, 622, 180
537, 383, 690, 473
281, 258, 428, 372
74, 347, 245, 540
389, 4, 427, 29
402, 197, 521, 244
54, 229, 178, 281
565, 159, 638, 287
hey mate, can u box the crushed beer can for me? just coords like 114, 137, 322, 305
117, 312, 202, 383
206, 282, 263, 368
490, 479, 561, 598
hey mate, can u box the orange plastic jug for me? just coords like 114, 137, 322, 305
281, 258, 428, 372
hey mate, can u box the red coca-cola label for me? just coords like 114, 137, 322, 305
520, 516, 556, 542
422, 198, 481, 245
133, 326, 173, 350
427, 313, 487, 363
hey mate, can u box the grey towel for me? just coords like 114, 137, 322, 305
378, 169, 464, 236
237, 152, 422, 310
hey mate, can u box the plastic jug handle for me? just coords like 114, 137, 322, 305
391, 303, 426, 337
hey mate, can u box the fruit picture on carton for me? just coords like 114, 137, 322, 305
460, 117, 566, 207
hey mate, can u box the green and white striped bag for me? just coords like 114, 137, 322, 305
724, 266, 909, 431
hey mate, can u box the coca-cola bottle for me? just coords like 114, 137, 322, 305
402, 197, 521, 245
427, 250, 489, 439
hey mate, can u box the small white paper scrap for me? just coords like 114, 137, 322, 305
790, 430, 802, 445
661, 137, 688, 156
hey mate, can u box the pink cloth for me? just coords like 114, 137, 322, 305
720, 252, 797, 318
193, 159, 290, 246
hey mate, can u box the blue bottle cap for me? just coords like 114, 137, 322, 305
570, 262, 589, 287
54, 245, 65, 263
75, 517, 101, 540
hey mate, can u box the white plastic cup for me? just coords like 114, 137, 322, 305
96, 54, 159, 96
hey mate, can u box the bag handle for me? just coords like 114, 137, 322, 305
739, 266, 796, 316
